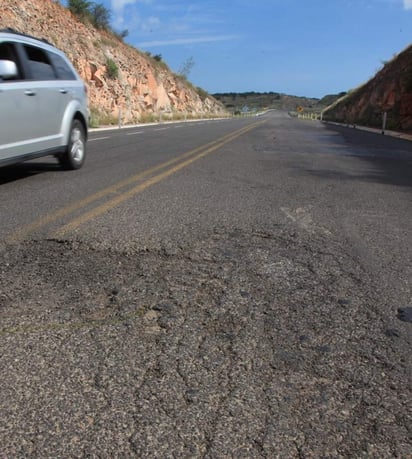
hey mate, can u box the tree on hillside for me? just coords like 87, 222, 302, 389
68, 0, 92, 19
178, 56, 195, 79
68, 0, 111, 31
90, 3, 111, 30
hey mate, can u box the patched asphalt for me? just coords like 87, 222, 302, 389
0, 224, 410, 457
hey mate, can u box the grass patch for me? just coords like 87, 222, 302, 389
139, 113, 159, 123
89, 107, 118, 127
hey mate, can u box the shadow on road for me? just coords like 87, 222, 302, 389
324, 124, 412, 160
308, 124, 412, 188
302, 157, 412, 189
0, 162, 61, 185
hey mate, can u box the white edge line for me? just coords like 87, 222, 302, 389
89, 136, 111, 142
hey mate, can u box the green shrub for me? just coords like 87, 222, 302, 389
113, 29, 129, 41
68, 0, 113, 32
196, 86, 209, 101
67, 0, 92, 22
90, 3, 111, 30
106, 58, 118, 79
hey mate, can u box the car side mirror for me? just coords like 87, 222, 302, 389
0, 60, 18, 79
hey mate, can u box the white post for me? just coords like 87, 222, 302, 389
382, 111, 387, 135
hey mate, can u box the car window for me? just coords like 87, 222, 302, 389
23, 44, 56, 80
0, 42, 22, 81
48, 51, 76, 80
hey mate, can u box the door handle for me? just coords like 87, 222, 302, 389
24, 90, 36, 96
59, 88, 68, 94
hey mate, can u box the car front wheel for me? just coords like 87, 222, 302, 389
59, 119, 86, 170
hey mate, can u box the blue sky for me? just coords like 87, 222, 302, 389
65, 0, 411, 98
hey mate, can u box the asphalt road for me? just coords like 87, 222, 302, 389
0, 111, 411, 457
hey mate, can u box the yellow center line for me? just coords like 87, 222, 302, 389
53, 121, 264, 238
7, 121, 265, 242
6, 146, 214, 243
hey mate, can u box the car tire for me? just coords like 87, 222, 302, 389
59, 119, 86, 170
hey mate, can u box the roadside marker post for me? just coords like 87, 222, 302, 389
382, 111, 387, 135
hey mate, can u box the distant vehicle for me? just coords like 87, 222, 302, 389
0, 28, 88, 170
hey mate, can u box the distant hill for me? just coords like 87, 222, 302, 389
323, 45, 412, 132
212, 91, 344, 114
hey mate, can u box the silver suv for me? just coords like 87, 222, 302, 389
0, 28, 88, 170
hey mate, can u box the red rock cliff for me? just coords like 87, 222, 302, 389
323, 45, 412, 132
0, 0, 227, 125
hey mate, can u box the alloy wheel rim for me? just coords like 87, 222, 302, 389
71, 127, 84, 163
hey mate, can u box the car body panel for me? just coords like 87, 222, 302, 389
0, 30, 88, 168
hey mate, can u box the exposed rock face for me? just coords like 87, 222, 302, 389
0, 0, 226, 124
323, 45, 412, 132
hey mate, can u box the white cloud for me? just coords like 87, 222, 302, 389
138, 35, 240, 48
110, 0, 152, 27
111, 0, 137, 13
364, 0, 412, 10
110, 1, 236, 48
110, 0, 134, 27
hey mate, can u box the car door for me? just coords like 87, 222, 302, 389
0, 41, 39, 161
20, 43, 70, 150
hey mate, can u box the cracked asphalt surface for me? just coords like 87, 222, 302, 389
0, 113, 411, 457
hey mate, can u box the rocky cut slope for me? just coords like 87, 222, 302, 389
323, 44, 412, 132
0, 0, 226, 125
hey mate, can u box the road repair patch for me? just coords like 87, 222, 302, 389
0, 227, 410, 457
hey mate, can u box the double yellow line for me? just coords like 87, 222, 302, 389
7, 120, 265, 243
